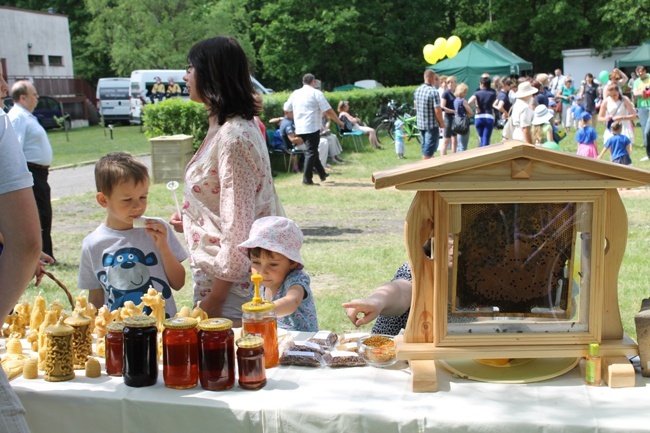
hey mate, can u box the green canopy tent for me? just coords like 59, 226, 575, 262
615, 41, 650, 68
332, 84, 363, 92
483, 39, 533, 75
428, 42, 512, 95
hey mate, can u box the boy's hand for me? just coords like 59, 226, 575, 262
145, 219, 169, 249
169, 212, 183, 233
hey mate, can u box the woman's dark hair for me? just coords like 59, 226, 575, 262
187, 36, 261, 125
501, 77, 513, 88
480, 76, 491, 89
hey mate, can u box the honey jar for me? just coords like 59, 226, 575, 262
123, 315, 158, 387
162, 317, 198, 389
197, 318, 235, 391
242, 272, 279, 368
105, 322, 124, 377
236, 335, 266, 390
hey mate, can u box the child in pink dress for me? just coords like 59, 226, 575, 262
575, 112, 598, 158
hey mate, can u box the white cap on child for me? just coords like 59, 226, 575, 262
239, 216, 304, 268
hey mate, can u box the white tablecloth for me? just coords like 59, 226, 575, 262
8, 335, 650, 433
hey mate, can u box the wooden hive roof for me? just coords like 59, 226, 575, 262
372, 140, 650, 191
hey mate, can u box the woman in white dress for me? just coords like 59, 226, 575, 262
598, 83, 636, 145
511, 81, 538, 144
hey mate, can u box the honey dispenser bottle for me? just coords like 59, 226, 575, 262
242, 271, 279, 368
585, 342, 602, 386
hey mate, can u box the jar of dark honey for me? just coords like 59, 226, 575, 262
122, 315, 158, 387
197, 318, 235, 391
236, 335, 266, 390
162, 317, 198, 389
105, 322, 124, 377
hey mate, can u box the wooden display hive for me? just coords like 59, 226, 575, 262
372, 141, 650, 391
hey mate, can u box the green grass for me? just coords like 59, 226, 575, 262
49, 125, 150, 167
26, 122, 650, 338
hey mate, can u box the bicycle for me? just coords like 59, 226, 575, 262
376, 110, 422, 145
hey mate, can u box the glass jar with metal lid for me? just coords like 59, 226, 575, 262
105, 322, 125, 377
197, 318, 235, 390
236, 335, 266, 390
123, 315, 158, 387
162, 317, 198, 389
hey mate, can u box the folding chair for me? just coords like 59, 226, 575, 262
266, 128, 289, 171
335, 124, 364, 152
287, 147, 305, 173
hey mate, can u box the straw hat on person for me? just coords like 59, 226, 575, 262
535, 73, 549, 87
514, 81, 538, 98
532, 104, 554, 125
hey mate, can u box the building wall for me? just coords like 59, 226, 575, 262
0, 6, 74, 84
562, 46, 636, 83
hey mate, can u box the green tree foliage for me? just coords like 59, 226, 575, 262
2, 0, 647, 87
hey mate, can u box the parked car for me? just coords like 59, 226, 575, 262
3, 95, 70, 130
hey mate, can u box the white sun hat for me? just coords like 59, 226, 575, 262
239, 216, 304, 268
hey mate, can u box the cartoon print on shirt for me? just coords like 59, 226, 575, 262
97, 247, 172, 315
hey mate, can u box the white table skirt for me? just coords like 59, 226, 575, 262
8, 333, 650, 433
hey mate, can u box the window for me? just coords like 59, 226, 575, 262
28, 55, 44, 66
48, 56, 63, 67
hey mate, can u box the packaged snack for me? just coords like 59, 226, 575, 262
279, 350, 324, 367
335, 341, 359, 353
323, 351, 367, 368
308, 330, 337, 349
338, 332, 369, 344
288, 341, 325, 355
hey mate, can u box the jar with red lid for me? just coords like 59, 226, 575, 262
236, 335, 266, 390
162, 317, 198, 389
197, 318, 235, 391
105, 322, 124, 377
123, 315, 158, 387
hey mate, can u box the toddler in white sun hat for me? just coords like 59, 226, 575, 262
239, 216, 319, 331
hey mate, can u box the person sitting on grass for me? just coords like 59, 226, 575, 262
337, 100, 382, 149
78, 152, 188, 317
239, 216, 318, 332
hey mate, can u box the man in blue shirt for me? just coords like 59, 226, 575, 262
414, 70, 445, 159
8, 81, 55, 259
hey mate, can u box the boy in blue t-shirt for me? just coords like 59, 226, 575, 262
78, 152, 188, 317
569, 97, 585, 131
598, 121, 632, 166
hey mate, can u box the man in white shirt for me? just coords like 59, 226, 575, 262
285, 74, 344, 185
549, 69, 565, 95
8, 81, 55, 259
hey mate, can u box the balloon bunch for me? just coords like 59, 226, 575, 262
423, 36, 462, 65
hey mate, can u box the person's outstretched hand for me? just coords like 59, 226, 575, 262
341, 297, 383, 327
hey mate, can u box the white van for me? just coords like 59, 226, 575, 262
129, 69, 187, 125
128, 69, 272, 125
96, 77, 131, 124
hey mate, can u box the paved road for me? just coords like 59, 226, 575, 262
50, 155, 152, 200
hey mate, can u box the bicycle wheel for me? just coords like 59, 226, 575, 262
370, 116, 386, 129
376, 121, 393, 145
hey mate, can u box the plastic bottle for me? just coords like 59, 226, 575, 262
242, 272, 279, 368
585, 342, 602, 386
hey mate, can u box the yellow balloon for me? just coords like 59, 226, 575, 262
424, 50, 439, 64
446, 35, 462, 58
432, 43, 446, 61
423, 44, 436, 59
434, 37, 447, 48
